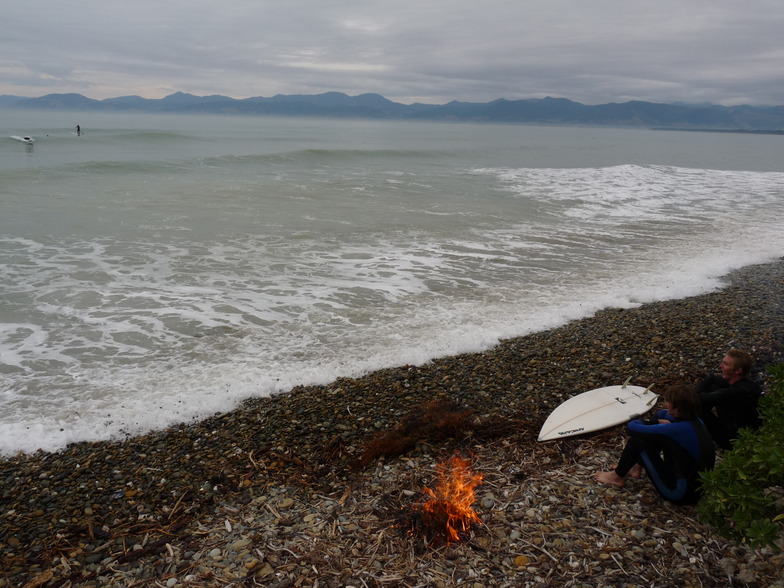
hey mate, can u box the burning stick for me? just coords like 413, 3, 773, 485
410, 455, 483, 545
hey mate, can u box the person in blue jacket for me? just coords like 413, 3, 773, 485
594, 384, 716, 504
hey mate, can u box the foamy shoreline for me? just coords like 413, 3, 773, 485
1, 258, 783, 586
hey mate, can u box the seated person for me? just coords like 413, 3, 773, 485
697, 349, 762, 450
594, 384, 715, 505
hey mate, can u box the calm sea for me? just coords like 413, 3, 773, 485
2, 110, 783, 455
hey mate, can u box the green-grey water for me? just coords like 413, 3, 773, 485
2, 110, 783, 454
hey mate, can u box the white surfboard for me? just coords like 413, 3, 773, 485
538, 380, 657, 441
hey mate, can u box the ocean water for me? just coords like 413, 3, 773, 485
2, 110, 784, 456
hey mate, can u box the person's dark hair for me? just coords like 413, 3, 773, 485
664, 384, 701, 420
727, 349, 753, 377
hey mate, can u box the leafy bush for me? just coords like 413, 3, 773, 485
698, 363, 784, 548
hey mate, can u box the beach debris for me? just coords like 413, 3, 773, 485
353, 399, 475, 468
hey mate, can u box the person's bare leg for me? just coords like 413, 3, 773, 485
629, 463, 642, 479
593, 470, 626, 488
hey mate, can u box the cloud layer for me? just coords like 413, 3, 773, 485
3, 0, 783, 105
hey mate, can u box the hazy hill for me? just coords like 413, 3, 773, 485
4, 91, 784, 131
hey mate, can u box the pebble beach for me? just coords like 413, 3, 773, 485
2, 259, 784, 587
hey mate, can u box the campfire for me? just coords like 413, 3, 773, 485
409, 454, 483, 545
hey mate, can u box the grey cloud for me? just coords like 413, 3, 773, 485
2, 0, 783, 105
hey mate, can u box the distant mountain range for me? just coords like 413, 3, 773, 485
2, 91, 784, 131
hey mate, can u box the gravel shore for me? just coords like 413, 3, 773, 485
2, 259, 784, 587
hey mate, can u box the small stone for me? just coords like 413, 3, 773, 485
719, 558, 737, 576
514, 555, 530, 567
737, 568, 757, 584
278, 497, 295, 508
232, 538, 252, 551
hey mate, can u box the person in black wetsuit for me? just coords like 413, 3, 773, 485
594, 384, 715, 505
697, 349, 762, 450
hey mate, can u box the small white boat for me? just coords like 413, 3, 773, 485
11, 135, 35, 144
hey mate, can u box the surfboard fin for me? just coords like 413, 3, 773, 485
645, 384, 658, 405
621, 376, 633, 389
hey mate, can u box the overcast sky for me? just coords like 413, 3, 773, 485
2, 0, 783, 106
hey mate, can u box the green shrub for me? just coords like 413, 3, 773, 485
698, 363, 784, 548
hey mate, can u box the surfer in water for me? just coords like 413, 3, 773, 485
696, 349, 762, 450
76, 124, 81, 135
593, 384, 715, 505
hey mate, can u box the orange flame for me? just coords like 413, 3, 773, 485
417, 455, 483, 544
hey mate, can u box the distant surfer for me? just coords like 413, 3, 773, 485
593, 384, 715, 505
696, 349, 761, 450
76, 124, 81, 135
